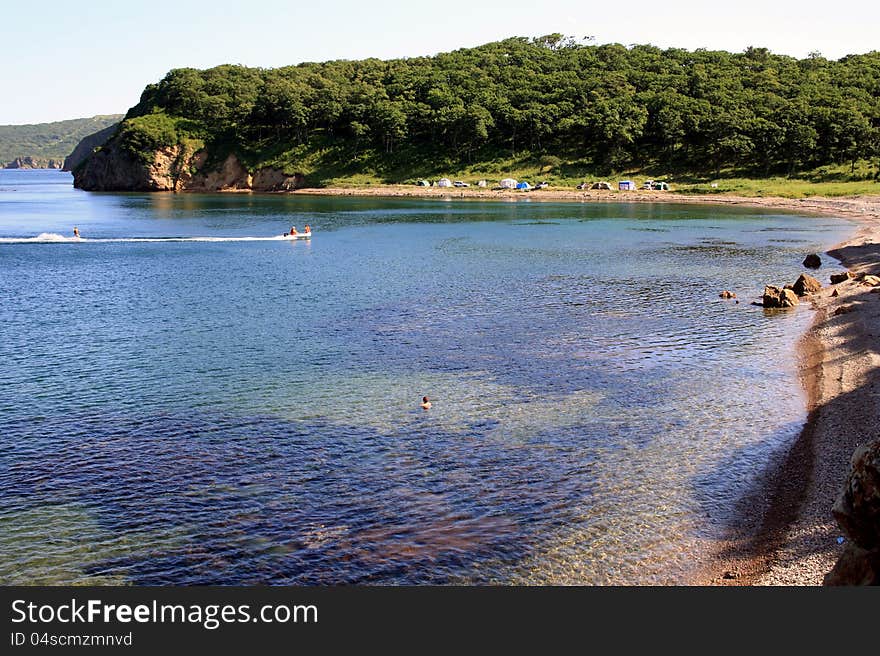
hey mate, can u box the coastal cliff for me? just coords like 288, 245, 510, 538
73, 138, 305, 192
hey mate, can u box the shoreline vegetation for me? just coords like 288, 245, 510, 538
50, 31, 880, 583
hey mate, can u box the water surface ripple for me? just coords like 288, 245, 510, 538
0, 171, 853, 584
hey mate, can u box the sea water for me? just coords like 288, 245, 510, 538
0, 170, 853, 584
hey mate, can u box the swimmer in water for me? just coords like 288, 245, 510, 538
73, 227, 80, 238
420, 396, 432, 410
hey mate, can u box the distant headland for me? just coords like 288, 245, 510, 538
0, 115, 122, 170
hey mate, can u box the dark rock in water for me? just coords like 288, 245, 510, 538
793, 273, 822, 297
803, 253, 822, 269
825, 441, 880, 585
831, 272, 854, 284
719, 290, 736, 299
762, 285, 799, 308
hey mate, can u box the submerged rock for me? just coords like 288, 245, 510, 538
792, 273, 822, 297
762, 285, 799, 308
803, 253, 822, 269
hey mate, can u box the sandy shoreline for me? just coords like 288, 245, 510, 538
298, 185, 880, 585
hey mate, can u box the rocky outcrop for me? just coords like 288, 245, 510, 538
825, 441, 880, 585
830, 271, 855, 284
860, 275, 880, 287
762, 285, 799, 308
803, 253, 822, 269
3, 156, 63, 169
251, 168, 305, 191
74, 142, 182, 191
792, 273, 822, 296
63, 123, 119, 171
73, 138, 306, 193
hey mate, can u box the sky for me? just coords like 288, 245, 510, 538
1, 0, 877, 125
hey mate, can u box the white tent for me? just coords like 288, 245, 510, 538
436, 178, 452, 187
499, 178, 517, 189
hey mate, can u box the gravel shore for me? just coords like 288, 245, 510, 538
297, 186, 880, 586
302, 185, 880, 585
688, 195, 880, 585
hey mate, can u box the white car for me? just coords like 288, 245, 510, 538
452, 181, 470, 187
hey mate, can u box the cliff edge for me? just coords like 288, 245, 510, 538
73, 138, 305, 192
63, 123, 119, 172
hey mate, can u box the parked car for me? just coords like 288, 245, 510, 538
576, 182, 589, 190
453, 181, 470, 187
534, 181, 549, 189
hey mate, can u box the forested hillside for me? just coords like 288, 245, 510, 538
0, 115, 122, 167
105, 36, 880, 183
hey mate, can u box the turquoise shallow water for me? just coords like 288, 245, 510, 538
0, 170, 853, 584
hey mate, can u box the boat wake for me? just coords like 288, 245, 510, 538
0, 233, 311, 244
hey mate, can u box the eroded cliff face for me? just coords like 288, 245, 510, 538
73, 140, 305, 192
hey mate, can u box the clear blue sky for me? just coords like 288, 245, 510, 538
2, 0, 876, 125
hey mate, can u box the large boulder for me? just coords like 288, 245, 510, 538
830, 271, 855, 284
825, 441, 880, 585
832, 442, 880, 549
762, 285, 799, 308
803, 253, 822, 269
861, 275, 880, 287
792, 273, 822, 296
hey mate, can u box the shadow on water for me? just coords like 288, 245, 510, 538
691, 239, 880, 583
1, 410, 598, 584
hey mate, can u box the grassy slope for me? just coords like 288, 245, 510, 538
248, 141, 879, 198
0, 115, 123, 163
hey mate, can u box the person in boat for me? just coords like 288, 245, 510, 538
420, 396, 432, 410
289, 226, 298, 236
73, 226, 80, 238
304, 224, 311, 234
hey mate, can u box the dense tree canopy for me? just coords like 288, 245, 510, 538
121, 36, 880, 178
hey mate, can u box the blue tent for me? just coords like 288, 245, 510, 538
516, 181, 531, 190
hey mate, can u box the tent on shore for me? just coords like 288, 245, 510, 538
499, 178, 517, 189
